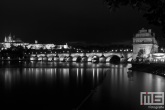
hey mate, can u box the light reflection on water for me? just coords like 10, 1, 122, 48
0, 62, 124, 89
0, 62, 165, 109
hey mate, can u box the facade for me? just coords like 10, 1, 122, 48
133, 28, 158, 60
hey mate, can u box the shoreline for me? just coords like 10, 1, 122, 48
129, 63, 165, 77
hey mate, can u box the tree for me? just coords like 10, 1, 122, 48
104, 0, 165, 35
137, 49, 145, 58
136, 49, 145, 62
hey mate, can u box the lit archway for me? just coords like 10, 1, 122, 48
59, 56, 66, 62
54, 56, 59, 62
48, 56, 53, 61
99, 55, 106, 63
30, 56, 38, 61
66, 56, 72, 62
92, 55, 99, 63
43, 56, 48, 61
82, 56, 87, 62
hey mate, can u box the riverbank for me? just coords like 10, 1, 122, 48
129, 63, 165, 77
80, 64, 165, 110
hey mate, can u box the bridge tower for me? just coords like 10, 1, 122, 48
133, 28, 158, 61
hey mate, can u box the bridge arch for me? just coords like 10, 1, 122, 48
43, 56, 48, 61
87, 57, 92, 62
72, 56, 81, 62
54, 56, 59, 62
92, 55, 99, 63
59, 56, 67, 62
48, 56, 54, 61
81, 56, 87, 62
66, 56, 72, 62
99, 55, 106, 63
30, 56, 38, 61
106, 55, 120, 63
110, 55, 120, 63
38, 56, 43, 61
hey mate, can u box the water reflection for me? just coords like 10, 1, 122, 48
1, 62, 164, 92
0, 62, 115, 89
0, 62, 165, 109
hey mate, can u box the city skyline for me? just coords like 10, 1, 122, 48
0, 28, 159, 47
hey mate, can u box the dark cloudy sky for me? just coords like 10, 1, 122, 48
0, 0, 162, 44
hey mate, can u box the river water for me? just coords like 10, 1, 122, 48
0, 61, 165, 110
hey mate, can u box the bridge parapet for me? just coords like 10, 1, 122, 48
86, 53, 103, 57
103, 52, 122, 57
70, 53, 85, 57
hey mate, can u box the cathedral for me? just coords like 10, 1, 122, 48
1, 34, 29, 48
4, 33, 22, 43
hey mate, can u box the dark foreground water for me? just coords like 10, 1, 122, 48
0, 61, 165, 110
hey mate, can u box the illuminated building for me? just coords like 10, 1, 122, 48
133, 28, 158, 60
0, 34, 70, 50
56, 43, 69, 49
1, 34, 29, 48
27, 43, 56, 50
27, 42, 69, 50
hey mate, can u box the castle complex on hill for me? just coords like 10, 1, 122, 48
0, 34, 69, 50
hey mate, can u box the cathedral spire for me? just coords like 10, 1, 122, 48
4, 36, 7, 42
8, 33, 12, 42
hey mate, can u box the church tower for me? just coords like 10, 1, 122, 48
133, 28, 158, 60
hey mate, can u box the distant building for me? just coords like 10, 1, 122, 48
133, 28, 158, 60
26, 42, 69, 50
1, 34, 29, 48
0, 34, 70, 50
56, 43, 69, 49
26, 43, 55, 50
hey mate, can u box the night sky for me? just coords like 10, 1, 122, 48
0, 0, 162, 44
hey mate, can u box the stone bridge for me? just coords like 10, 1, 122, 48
30, 52, 132, 63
